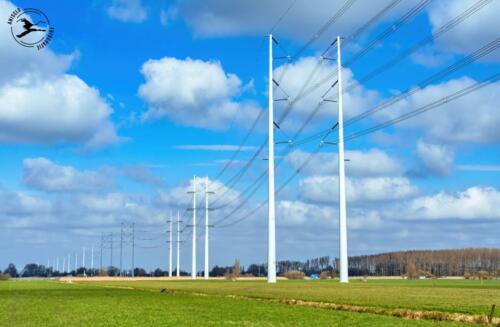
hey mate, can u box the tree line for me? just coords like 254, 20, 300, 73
346, 248, 500, 277
3, 248, 499, 279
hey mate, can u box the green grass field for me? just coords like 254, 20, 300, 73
0, 279, 498, 326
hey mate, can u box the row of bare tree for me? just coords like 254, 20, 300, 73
346, 248, 500, 277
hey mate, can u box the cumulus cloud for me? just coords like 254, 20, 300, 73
299, 175, 418, 204
155, 177, 239, 209
177, 0, 410, 42
277, 200, 334, 226
273, 57, 381, 133
139, 57, 261, 130
0, 75, 120, 148
277, 200, 383, 231
398, 186, 500, 220
378, 77, 500, 144
412, 139, 454, 177
427, 0, 500, 60
0, 0, 121, 149
22, 158, 115, 193
287, 148, 402, 177
0, 188, 51, 216
122, 165, 164, 187
107, 0, 147, 23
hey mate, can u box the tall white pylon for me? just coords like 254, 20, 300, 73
62, 256, 66, 274
67, 254, 70, 273
268, 34, 277, 284
190, 176, 197, 280
204, 177, 213, 280
336, 35, 349, 283
176, 210, 181, 277
75, 252, 77, 271
168, 210, 173, 277
56, 256, 59, 272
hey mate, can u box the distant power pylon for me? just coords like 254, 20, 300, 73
176, 210, 183, 277
91, 247, 94, 276
120, 223, 124, 276
204, 177, 214, 280
168, 211, 173, 277
188, 176, 197, 280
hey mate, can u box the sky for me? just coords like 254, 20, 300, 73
0, 0, 499, 272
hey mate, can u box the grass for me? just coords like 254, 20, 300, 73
88, 279, 500, 318
0, 279, 497, 326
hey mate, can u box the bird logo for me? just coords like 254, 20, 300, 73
15, 17, 47, 39
8, 8, 54, 50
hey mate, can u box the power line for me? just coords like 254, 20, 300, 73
323, 0, 494, 107
211, 1, 408, 198
291, 0, 358, 60
208, 0, 300, 189
297, 35, 500, 143
216, 70, 500, 228
171, 2, 492, 236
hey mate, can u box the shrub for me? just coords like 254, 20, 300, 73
284, 270, 305, 280
319, 270, 336, 279
0, 273, 11, 281
224, 271, 237, 281
477, 270, 490, 280
407, 261, 419, 279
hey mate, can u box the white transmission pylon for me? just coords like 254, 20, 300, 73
336, 35, 349, 283
267, 34, 277, 284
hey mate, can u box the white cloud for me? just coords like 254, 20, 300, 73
379, 77, 500, 144
0, 0, 121, 149
175, 144, 258, 151
155, 177, 239, 209
457, 165, 500, 172
107, 0, 147, 23
299, 175, 418, 204
0, 188, 51, 216
277, 200, 383, 231
122, 165, 164, 187
160, 7, 178, 26
0, 75, 120, 148
410, 47, 452, 68
139, 57, 261, 130
413, 139, 454, 177
277, 200, 334, 226
287, 148, 402, 177
177, 0, 411, 42
0, 1, 76, 85
273, 57, 381, 133
399, 186, 500, 220
76, 192, 126, 213
427, 0, 500, 60
22, 158, 115, 193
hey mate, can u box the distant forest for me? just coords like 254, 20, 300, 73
273, 248, 500, 277
3, 248, 499, 278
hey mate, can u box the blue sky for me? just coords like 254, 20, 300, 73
0, 0, 499, 272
